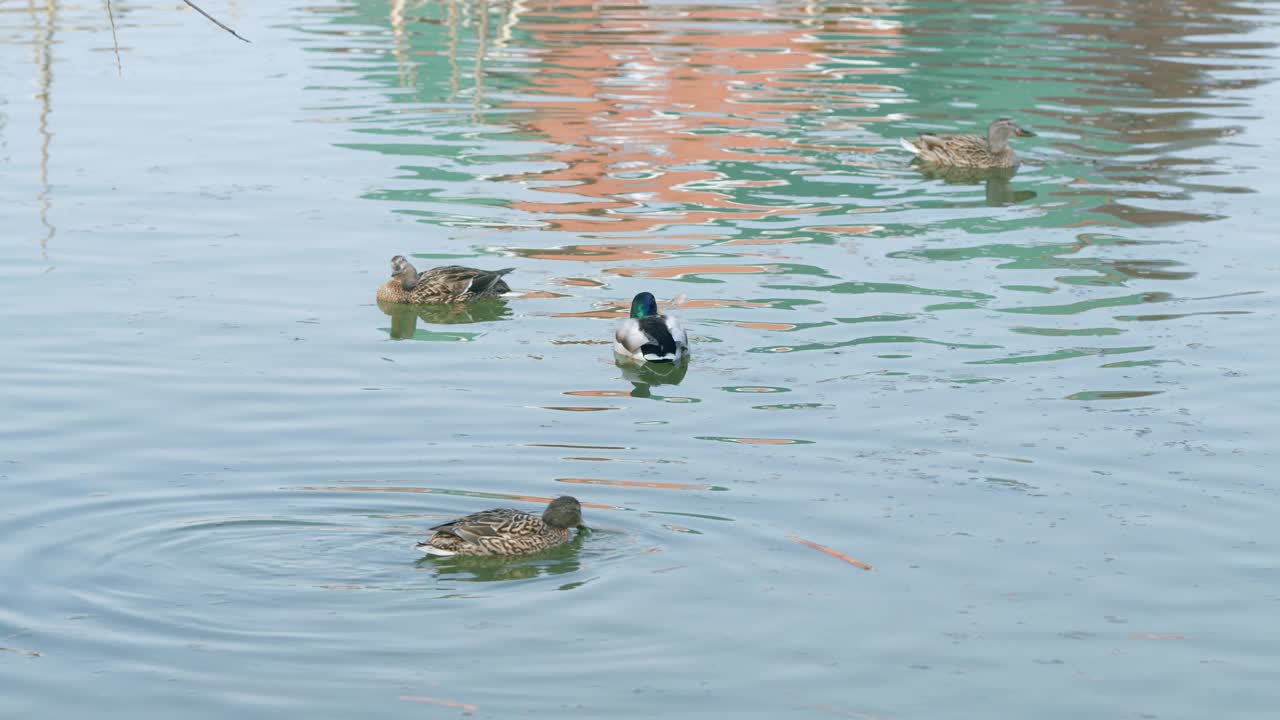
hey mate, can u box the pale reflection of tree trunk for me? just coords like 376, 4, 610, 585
494, 0, 527, 52
802, 0, 821, 27
472, 0, 490, 122
31, 0, 56, 254
447, 0, 460, 102
390, 0, 418, 88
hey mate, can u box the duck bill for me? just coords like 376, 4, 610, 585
1016, 128, 1036, 137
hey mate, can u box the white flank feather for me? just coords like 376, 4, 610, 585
614, 319, 649, 359
665, 315, 688, 346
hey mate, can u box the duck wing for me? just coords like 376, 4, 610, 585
913, 133, 947, 151
462, 267, 515, 298
430, 508, 532, 544
921, 132, 985, 150
615, 318, 648, 354
420, 266, 515, 301
915, 133, 995, 165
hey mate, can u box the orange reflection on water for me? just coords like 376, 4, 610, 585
787, 535, 874, 571
296, 486, 618, 510
557, 278, 606, 287
735, 321, 799, 332
552, 296, 775, 320
554, 295, 776, 320
509, 243, 695, 262
557, 477, 712, 491
673, 299, 774, 310
718, 237, 811, 247
505, 0, 898, 232
515, 290, 569, 300
605, 264, 771, 279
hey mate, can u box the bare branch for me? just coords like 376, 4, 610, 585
183, 1, 251, 43
104, 0, 122, 76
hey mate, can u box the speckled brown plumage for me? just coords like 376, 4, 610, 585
417, 496, 584, 557
377, 255, 514, 305
900, 118, 1035, 169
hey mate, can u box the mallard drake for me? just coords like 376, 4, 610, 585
613, 291, 688, 364
377, 255, 514, 304
899, 118, 1035, 168
416, 496, 584, 557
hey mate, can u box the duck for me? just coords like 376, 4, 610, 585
377, 255, 514, 304
899, 118, 1035, 168
417, 496, 584, 557
613, 291, 688, 364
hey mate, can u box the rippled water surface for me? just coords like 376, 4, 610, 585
2, 1, 1278, 717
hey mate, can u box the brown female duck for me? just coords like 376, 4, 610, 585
377, 255, 514, 304
416, 496, 584, 557
899, 118, 1035, 168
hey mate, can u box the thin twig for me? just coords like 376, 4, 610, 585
183, 0, 250, 43
104, 0, 122, 76
398, 696, 478, 711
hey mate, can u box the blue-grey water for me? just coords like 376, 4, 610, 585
2, 1, 1278, 718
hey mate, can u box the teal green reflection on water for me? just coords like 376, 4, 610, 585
967, 345, 1154, 366
1, 1, 1278, 719
752, 335, 1001, 354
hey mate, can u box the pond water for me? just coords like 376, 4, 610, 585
2, 1, 1278, 718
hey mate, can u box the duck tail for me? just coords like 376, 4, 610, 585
641, 347, 682, 363
470, 268, 516, 296
416, 541, 456, 557
898, 137, 921, 156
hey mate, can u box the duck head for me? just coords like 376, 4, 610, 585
629, 291, 660, 319
542, 496, 584, 529
390, 255, 419, 290
988, 118, 1035, 147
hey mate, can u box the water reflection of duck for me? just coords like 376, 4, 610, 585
900, 118, 1035, 168
914, 165, 1038, 206
613, 292, 688, 364
377, 298, 510, 339
619, 356, 690, 397
376, 255, 514, 304
416, 496, 585, 557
